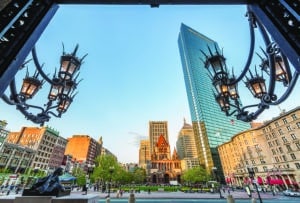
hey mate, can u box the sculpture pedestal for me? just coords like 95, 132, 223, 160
22, 189, 71, 197
0, 194, 99, 203
15, 196, 52, 203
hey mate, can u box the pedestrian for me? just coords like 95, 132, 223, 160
15, 184, 20, 194
6, 183, 14, 196
245, 186, 251, 197
82, 184, 87, 195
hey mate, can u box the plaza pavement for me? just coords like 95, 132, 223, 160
0, 189, 281, 202
73, 189, 279, 200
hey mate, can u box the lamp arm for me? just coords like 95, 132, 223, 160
232, 103, 263, 122
224, 101, 244, 117
228, 8, 256, 86
32, 46, 60, 85
9, 101, 49, 125
240, 103, 261, 112
9, 78, 23, 104
1, 94, 44, 113
246, 104, 268, 121
225, 109, 238, 117
18, 108, 45, 124
44, 102, 60, 112
17, 101, 46, 113
47, 110, 62, 118
1, 94, 17, 105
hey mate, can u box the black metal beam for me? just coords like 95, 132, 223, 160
0, 0, 58, 96
255, 1, 300, 72
54, 0, 255, 5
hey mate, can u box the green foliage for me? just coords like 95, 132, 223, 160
132, 167, 146, 184
76, 174, 87, 186
72, 166, 86, 186
0, 168, 11, 173
181, 166, 211, 184
91, 155, 147, 185
92, 154, 121, 183
22, 168, 46, 177
119, 185, 180, 192
24, 167, 31, 175
72, 166, 85, 177
113, 168, 132, 184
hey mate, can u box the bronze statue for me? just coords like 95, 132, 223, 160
22, 167, 71, 197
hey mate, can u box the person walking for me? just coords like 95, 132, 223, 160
82, 184, 87, 195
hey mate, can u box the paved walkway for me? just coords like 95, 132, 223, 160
74, 190, 279, 200
0, 189, 282, 202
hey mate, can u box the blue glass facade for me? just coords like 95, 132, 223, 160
178, 23, 250, 172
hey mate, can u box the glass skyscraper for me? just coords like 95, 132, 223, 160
178, 23, 250, 175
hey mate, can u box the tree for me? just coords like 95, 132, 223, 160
72, 166, 86, 186
182, 166, 211, 185
76, 174, 87, 186
92, 154, 120, 184
132, 167, 146, 184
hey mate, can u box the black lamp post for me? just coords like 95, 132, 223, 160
33, 168, 39, 176
247, 166, 263, 203
87, 164, 95, 179
1, 44, 87, 126
201, 5, 298, 122
212, 167, 224, 199
31, 168, 40, 185
107, 166, 115, 197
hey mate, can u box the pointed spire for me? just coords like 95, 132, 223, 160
98, 136, 103, 145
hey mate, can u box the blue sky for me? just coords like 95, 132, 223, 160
1, 5, 299, 163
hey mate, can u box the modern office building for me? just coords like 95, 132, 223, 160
149, 121, 169, 153
176, 119, 200, 170
178, 23, 250, 175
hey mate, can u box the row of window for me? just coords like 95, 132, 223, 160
261, 162, 300, 170
267, 134, 299, 146
0, 157, 31, 167
273, 153, 297, 162
263, 113, 298, 132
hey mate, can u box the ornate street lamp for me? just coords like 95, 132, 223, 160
212, 167, 224, 199
247, 166, 263, 203
87, 164, 95, 179
1, 44, 87, 126
201, 5, 298, 122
